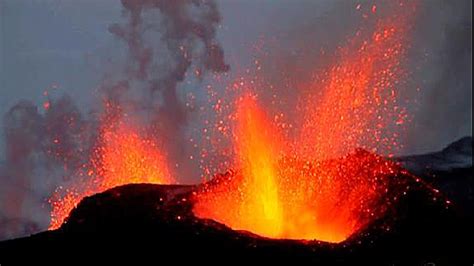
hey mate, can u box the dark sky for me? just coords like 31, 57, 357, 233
0, 0, 471, 156
0, 0, 471, 241
0, 0, 472, 158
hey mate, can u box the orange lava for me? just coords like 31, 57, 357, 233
216, 96, 284, 237
92, 123, 173, 187
193, 97, 399, 243
49, 115, 173, 229
300, 18, 409, 160
193, 6, 414, 243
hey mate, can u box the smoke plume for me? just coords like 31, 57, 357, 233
106, 0, 229, 179
0, 96, 94, 240
0, 0, 228, 240
0, 0, 470, 241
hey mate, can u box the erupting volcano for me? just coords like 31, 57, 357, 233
47, 2, 416, 243
0, 1, 472, 264
49, 103, 174, 229
193, 5, 414, 243
193, 96, 402, 243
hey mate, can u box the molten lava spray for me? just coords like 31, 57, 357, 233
300, 18, 408, 160
193, 96, 400, 243
49, 109, 173, 229
193, 5, 415, 243
225, 96, 284, 237
91, 122, 172, 187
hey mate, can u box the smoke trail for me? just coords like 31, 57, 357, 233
107, 0, 229, 179
0, 0, 228, 240
0, 96, 94, 239
1, 0, 470, 241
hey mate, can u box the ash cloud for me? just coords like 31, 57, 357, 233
106, 0, 229, 179
237, 0, 471, 154
0, 0, 471, 241
0, 0, 228, 240
0, 96, 95, 240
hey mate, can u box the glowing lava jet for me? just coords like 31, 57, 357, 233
193, 6, 415, 243
209, 96, 285, 238
193, 96, 401, 243
49, 110, 173, 229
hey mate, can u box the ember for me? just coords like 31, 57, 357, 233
193, 97, 401, 243
49, 1, 416, 243
0, 2, 469, 263
49, 107, 173, 229
193, 5, 415, 243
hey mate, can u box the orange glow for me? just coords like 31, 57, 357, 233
49, 188, 80, 230
193, 97, 399, 243
48, 3, 417, 243
300, 20, 409, 160
92, 123, 173, 187
49, 114, 173, 230
193, 7, 414, 243
221, 96, 284, 237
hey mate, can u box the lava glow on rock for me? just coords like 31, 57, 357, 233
49, 2, 417, 244
192, 97, 401, 243
193, 5, 415, 243
49, 109, 173, 229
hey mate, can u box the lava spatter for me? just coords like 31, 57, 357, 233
49, 106, 173, 229
193, 5, 416, 243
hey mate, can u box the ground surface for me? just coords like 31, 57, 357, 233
0, 138, 472, 265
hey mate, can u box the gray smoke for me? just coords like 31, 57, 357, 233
0, 0, 470, 241
0, 96, 95, 240
106, 0, 229, 180
0, 0, 228, 240
245, 0, 471, 154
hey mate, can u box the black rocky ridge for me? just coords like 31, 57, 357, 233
0, 137, 472, 264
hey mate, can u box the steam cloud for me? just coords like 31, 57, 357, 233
250, 0, 471, 154
106, 0, 229, 180
0, 0, 471, 240
0, 0, 228, 240
0, 96, 93, 240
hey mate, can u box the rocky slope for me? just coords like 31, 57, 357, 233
0, 137, 472, 264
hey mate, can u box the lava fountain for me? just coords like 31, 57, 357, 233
200, 96, 286, 238
193, 4, 415, 243
193, 96, 401, 243
49, 106, 173, 229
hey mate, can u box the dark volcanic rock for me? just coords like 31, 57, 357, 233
398, 136, 472, 175
0, 138, 472, 264
0, 180, 472, 264
398, 136, 473, 217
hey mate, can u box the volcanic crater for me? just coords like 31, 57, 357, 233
1, 138, 472, 265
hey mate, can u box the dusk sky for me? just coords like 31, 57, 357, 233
0, 0, 471, 155
0, 0, 471, 242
